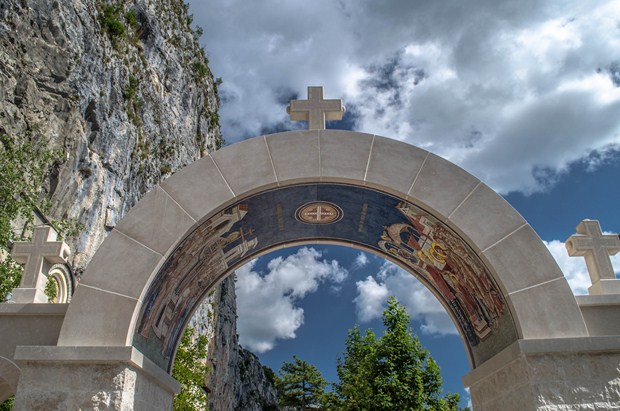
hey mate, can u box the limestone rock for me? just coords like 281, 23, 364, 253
0, 0, 221, 275
1, 0, 274, 408
205, 275, 280, 411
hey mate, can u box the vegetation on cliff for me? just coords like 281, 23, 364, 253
172, 327, 210, 411
0, 133, 81, 302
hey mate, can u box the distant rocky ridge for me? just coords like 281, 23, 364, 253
0, 0, 275, 408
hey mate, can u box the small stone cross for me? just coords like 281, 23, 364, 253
566, 219, 620, 295
287, 86, 345, 130
10, 225, 70, 303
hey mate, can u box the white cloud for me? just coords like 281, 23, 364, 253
194, 0, 620, 195
544, 238, 620, 295
353, 276, 389, 322
353, 261, 457, 335
464, 387, 472, 409
353, 252, 370, 269
235, 247, 348, 352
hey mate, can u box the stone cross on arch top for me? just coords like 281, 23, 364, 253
566, 219, 620, 294
287, 86, 346, 130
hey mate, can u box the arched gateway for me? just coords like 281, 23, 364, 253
2, 93, 620, 410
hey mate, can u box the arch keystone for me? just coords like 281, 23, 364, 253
319, 130, 374, 183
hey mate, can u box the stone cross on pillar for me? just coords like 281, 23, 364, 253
287, 86, 345, 130
10, 226, 70, 303
566, 219, 620, 295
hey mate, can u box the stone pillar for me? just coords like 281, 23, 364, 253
11, 346, 179, 411
463, 338, 620, 410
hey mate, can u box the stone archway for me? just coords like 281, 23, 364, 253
58, 130, 587, 350
7, 130, 620, 410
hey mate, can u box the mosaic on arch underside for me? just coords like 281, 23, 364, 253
134, 184, 517, 369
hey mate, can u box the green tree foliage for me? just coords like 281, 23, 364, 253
44, 276, 58, 303
276, 355, 329, 409
172, 326, 209, 411
0, 134, 55, 301
0, 397, 13, 411
335, 297, 460, 411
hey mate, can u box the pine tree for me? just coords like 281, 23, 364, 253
276, 355, 328, 409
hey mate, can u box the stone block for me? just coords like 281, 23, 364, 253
364, 135, 428, 198
211, 135, 278, 197
57, 285, 139, 346
449, 182, 527, 252
579, 302, 620, 336
531, 380, 570, 406
482, 224, 564, 294
589, 279, 620, 295
8, 289, 39, 304
408, 153, 480, 218
12, 361, 174, 411
0, 356, 19, 402
508, 278, 588, 339
114, 186, 196, 256
78, 230, 163, 299
0, 304, 66, 360
527, 354, 565, 383
13, 346, 179, 395
494, 383, 535, 410
468, 356, 535, 410
319, 129, 373, 184
266, 130, 320, 185
467, 347, 620, 410
160, 155, 236, 222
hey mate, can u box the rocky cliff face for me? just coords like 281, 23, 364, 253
1, 0, 275, 408
0, 0, 221, 273
206, 275, 280, 411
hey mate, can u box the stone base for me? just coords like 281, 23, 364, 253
589, 279, 620, 295
0, 356, 19, 403
464, 338, 620, 411
11, 346, 179, 411
9, 287, 47, 304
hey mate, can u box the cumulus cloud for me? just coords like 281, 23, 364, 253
544, 238, 620, 295
353, 252, 370, 270
194, 0, 620, 194
353, 261, 457, 335
235, 247, 348, 352
354, 276, 389, 322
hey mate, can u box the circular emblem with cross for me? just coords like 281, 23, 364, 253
295, 202, 344, 225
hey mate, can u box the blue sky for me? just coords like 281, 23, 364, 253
190, 0, 620, 405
